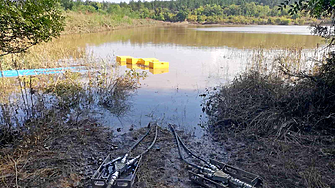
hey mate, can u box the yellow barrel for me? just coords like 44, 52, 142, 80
149, 62, 169, 69
126, 63, 141, 70
138, 58, 159, 66
149, 68, 169, 74
126, 57, 140, 64
116, 56, 132, 63
117, 61, 127, 66
140, 66, 149, 70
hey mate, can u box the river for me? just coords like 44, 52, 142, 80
34, 25, 327, 135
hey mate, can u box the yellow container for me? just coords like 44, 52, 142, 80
116, 56, 132, 63
149, 68, 169, 74
126, 63, 141, 70
149, 62, 169, 69
138, 58, 159, 66
117, 61, 127, 66
126, 57, 140, 64
140, 66, 149, 70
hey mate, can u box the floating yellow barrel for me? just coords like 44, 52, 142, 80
149, 68, 169, 74
149, 62, 169, 69
140, 66, 149, 70
116, 56, 132, 63
126, 63, 141, 70
117, 61, 127, 66
138, 58, 159, 66
126, 57, 140, 64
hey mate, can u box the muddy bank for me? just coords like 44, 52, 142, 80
85, 125, 228, 188
203, 70, 335, 187
0, 115, 114, 187
1, 115, 230, 188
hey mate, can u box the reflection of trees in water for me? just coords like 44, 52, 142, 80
55, 26, 324, 49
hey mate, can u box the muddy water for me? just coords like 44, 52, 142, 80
58, 25, 323, 136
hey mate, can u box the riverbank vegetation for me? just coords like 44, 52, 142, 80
203, 51, 335, 187
0, 1, 147, 186
1, 0, 334, 187
60, 0, 317, 27
0, 63, 146, 187
203, 0, 335, 187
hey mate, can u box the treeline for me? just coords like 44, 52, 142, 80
60, 0, 311, 25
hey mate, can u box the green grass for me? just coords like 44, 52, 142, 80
63, 11, 161, 34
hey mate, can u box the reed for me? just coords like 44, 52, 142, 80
203, 47, 334, 187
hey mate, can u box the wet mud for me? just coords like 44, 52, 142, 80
85, 125, 227, 188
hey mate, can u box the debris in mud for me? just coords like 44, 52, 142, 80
86, 125, 229, 188
169, 124, 263, 188
91, 124, 157, 188
1, 114, 232, 188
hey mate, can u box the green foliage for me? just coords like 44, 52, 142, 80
57, 0, 302, 24
0, 0, 65, 57
176, 9, 189, 21
279, 0, 334, 44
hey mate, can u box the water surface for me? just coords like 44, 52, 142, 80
54, 25, 325, 135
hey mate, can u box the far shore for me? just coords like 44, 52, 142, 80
61, 12, 319, 35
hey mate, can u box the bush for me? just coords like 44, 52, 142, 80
267, 17, 276, 24
204, 57, 335, 138
206, 16, 220, 24
187, 14, 197, 22
280, 18, 291, 25
197, 15, 207, 23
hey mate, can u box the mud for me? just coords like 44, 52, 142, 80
1, 118, 231, 188
84, 125, 228, 188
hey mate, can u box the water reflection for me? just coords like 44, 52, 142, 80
55, 25, 323, 50
149, 68, 169, 75
48, 26, 324, 136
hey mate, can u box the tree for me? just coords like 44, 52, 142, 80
0, 0, 65, 58
176, 8, 189, 21
279, 0, 335, 45
60, 0, 74, 10
280, 0, 335, 101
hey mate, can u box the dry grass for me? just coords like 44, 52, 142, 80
0, 51, 147, 187
204, 50, 335, 187
0, 111, 113, 188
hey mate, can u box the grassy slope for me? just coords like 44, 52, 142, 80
63, 11, 164, 34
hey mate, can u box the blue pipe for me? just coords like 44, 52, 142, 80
0, 67, 84, 78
